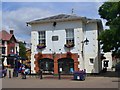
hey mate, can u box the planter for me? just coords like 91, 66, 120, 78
64, 43, 74, 48
37, 44, 46, 49
66, 52, 72, 58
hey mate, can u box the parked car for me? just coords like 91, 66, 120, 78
115, 62, 120, 72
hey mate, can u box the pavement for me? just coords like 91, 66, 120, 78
1, 70, 120, 88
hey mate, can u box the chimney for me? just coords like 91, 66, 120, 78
10, 30, 14, 34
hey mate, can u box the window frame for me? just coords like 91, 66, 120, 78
38, 31, 46, 45
89, 58, 94, 65
65, 28, 74, 44
52, 36, 59, 41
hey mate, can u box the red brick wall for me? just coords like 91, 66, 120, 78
34, 53, 79, 74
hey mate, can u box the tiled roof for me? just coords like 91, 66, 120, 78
35, 14, 81, 21
27, 14, 103, 30
0, 30, 13, 41
27, 14, 102, 25
27, 14, 86, 24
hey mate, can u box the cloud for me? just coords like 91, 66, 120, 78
2, 0, 108, 2
2, 7, 55, 42
2, 2, 107, 43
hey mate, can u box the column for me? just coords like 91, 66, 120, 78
54, 57, 58, 74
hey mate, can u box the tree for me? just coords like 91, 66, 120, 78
98, 1, 120, 58
19, 41, 27, 59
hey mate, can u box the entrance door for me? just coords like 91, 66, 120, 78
58, 58, 74, 74
39, 58, 54, 74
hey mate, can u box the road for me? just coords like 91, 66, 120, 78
1, 75, 119, 88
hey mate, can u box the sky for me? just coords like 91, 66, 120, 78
1, 1, 108, 44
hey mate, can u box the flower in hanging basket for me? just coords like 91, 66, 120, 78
37, 44, 46, 49
64, 42, 74, 48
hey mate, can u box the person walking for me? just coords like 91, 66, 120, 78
21, 65, 26, 79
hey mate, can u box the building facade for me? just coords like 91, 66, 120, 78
0, 30, 19, 66
102, 52, 113, 70
27, 14, 103, 74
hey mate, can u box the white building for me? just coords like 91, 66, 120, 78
102, 52, 112, 70
27, 14, 103, 74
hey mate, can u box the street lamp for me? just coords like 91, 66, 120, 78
81, 38, 89, 69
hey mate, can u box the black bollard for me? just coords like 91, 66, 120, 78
22, 74, 26, 79
40, 70, 42, 79
24, 74, 26, 79
58, 72, 61, 80
9, 70, 11, 78
22, 72, 26, 79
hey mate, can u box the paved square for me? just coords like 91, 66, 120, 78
1, 75, 119, 88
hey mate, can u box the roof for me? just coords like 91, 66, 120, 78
27, 14, 102, 25
0, 30, 17, 42
34, 14, 82, 21
0, 30, 13, 41
27, 14, 85, 24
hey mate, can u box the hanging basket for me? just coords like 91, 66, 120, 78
64, 42, 74, 48
66, 52, 72, 58
37, 44, 46, 49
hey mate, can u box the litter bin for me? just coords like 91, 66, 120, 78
73, 70, 86, 81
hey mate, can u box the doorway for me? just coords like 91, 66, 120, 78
58, 58, 74, 74
39, 58, 54, 74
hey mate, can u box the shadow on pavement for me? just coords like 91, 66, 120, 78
88, 71, 120, 78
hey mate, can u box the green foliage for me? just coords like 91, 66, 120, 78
98, 1, 120, 58
19, 41, 27, 59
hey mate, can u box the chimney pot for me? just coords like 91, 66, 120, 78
10, 30, 14, 34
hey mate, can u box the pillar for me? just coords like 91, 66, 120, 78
54, 59, 58, 74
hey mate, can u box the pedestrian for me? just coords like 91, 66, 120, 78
21, 65, 26, 79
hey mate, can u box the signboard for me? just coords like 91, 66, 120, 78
59, 68, 62, 72
77, 76, 80, 80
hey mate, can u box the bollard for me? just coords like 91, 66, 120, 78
40, 70, 42, 79
24, 74, 26, 79
22, 74, 26, 79
58, 72, 61, 80
9, 70, 11, 78
21, 72, 26, 79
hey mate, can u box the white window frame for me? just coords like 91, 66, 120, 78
89, 58, 94, 65
65, 28, 74, 44
38, 31, 46, 45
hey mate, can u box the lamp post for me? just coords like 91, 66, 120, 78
58, 49, 62, 80
81, 38, 89, 70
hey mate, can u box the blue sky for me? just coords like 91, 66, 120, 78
2, 2, 106, 43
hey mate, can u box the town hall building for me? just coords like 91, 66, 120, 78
27, 14, 103, 74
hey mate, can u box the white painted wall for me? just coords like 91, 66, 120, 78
32, 21, 82, 31
84, 22, 100, 73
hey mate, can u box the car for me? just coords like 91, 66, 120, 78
115, 62, 120, 72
